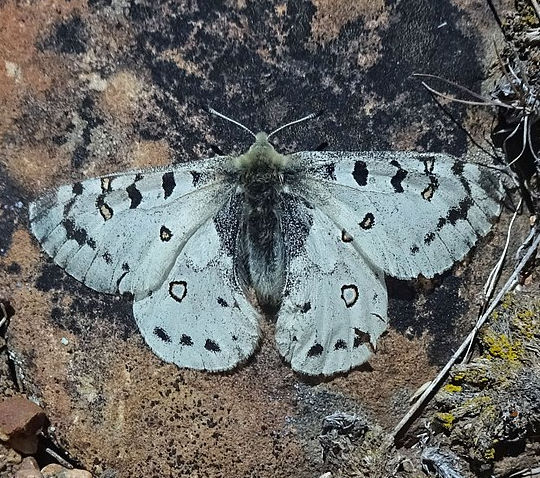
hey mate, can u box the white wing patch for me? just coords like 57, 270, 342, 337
293, 151, 503, 280
276, 207, 387, 376
133, 218, 260, 371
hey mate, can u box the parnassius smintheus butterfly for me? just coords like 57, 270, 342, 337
29, 111, 503, 376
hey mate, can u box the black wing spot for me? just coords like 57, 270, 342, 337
154, 327, 171, 343
126, 183, 142, 209
169, 281, 187, 303
160, 225, 173, 242
359, 213, 375, 230
72, 182, 83, 195
325, 163, 336, 180
205, 339, 221, 352
410, 245, 419, 255
100, 177, 112, 193
390, 160, 408, 193
421, 183, 435, 201
334, 339, 347, 350
422, 155, 436, 175
102, 251, 113, 264
300, 302, 311, 313
217, 297, 229, 307
162, 171, 176, 199
122, 262, 130, 271
341, 229, 353, 242
353, 328, 371, 348
352, 160, 368, 186
63, 218, 88, 246
87, 237, 96, 249
341, 284, 359, 308
447, 197, 473, 225
63, 197, 76, 216
190, 170, 201, 187
134, 173, 143, 181
307, 343, 323, 357
180, 334, 193, 346
424, 231, 436, 245
451, 161, 471, 194
232, 335, 238, 341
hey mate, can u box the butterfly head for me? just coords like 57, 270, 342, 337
234, 133, 288, 172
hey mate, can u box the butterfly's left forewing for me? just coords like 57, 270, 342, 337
293, 150, 503, 280
276, 201, 387, 376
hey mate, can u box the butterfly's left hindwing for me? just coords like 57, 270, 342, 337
133, 216, 260, 371
276, 202, 387, 376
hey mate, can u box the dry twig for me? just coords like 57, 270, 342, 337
392, 231, 540, 442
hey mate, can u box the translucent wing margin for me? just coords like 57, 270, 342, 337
292, 151, 503, 279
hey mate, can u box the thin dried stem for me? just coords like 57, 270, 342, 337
392, 231, 540, 442
483, 198, 522, 301
530, 0, 540, 21
413, 73, 512, 108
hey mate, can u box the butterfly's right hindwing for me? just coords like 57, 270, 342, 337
276, 197, 388, 376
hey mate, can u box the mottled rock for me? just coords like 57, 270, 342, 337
14, 471, 42, 478
18, 457, 40, 470
0, 441, 22, 471
0, 397, 47, 454
15, 457, 42, 478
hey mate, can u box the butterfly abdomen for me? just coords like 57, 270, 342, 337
236, 175, 286, 311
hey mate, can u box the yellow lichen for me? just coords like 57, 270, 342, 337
484, 447, 495, 460
443, 384, 462, 393
483, 332, 523, 362
435, 412, 455, 430
512, 308, 539, 339
501, 293, 514, 310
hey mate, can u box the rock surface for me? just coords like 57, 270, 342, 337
0, 0, 518, 477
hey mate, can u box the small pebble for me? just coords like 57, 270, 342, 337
19, 457, 40, 470
60, 337, 69, 346
0, 397, 47, 454
41, 463, 92, 478
14, 471, 42, 478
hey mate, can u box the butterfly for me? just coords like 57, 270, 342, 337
29, 110, 503, 376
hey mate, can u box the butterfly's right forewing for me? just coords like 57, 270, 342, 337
29, 157, 232, 299
293, 151, 502, 280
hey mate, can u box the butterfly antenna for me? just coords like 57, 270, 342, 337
267, 111, 321, 139
208, 107, 256, 139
